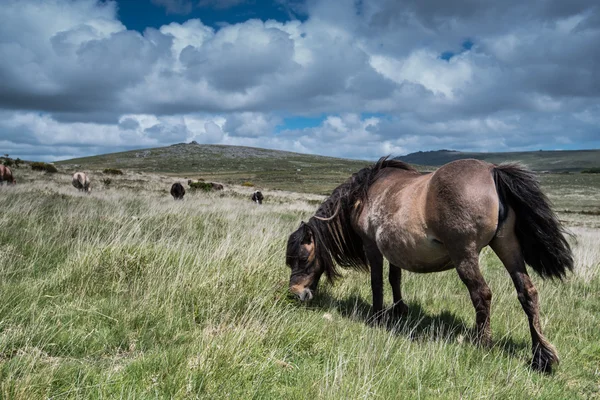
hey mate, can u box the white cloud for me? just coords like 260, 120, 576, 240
370, 50, 475, 99
223, 112, 282, 137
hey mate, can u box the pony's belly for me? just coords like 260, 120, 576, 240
398, 257, 454, 273
379, 233, 452, 273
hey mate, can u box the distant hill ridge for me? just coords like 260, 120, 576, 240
56, 143, 368, 173
395, 149, 600, 172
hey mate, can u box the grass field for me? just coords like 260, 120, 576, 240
1, 167, 599, 398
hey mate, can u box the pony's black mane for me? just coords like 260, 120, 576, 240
304, 156, 417, 282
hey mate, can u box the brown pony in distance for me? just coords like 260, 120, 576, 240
72, 172, 91, 193
286, 157, 573, 373
0, 165, 16, 185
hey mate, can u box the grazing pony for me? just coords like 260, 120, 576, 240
285, 157, 572, 373
0, 165, 16, 185
252, 190, 264, 204
171, 182, 185, 200
72, 172, 91, 192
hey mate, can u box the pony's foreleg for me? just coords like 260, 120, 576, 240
490, 235, 559, 373
450, 245, 493, 347
389, 264, 409, 318
365, 245, 384, 323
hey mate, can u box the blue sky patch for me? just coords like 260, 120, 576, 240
116, 0, 306, 32
276, 115, 325, 133
439, 39, 474, 61
440, 51, 455, 61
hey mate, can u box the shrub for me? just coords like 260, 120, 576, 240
188, 181, 213, 192
187, 178, 204, 185
102, 178, 112, 187
30, 162, 44, 171
2, 158, 13, 167
581, 168, 600, 174
242, 181, 254, 187
103, 168, 124, 175
31, 162, 58, 173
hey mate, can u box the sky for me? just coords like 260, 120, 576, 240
1, 0, 599, 161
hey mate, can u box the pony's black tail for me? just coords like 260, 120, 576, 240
493, 164, 573, 280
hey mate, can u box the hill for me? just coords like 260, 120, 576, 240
56, 143, 372, 194
395, 149, 600, 171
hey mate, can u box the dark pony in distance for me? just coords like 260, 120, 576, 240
171, 182, 185, 200
285, 157, 573, 373
252, 190, 264, 204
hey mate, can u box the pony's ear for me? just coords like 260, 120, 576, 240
300, 223, 313, 245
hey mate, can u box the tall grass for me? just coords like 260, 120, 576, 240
0, 172, 599, 399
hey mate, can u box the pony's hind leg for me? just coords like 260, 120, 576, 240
389, 264, 409, 318
490, 233, 559, 373
449, 245, 493, 347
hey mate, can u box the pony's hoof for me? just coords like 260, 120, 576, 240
532, 345, 559, 374
476, 333, 493, 348
392, 302, 409, 319
368, 309, 387, 327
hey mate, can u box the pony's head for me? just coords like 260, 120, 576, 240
285, 157, 417, 302
285, 221, 328, 301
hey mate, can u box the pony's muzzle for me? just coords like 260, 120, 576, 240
297, 288, 313, 302
290, 284, 313, 302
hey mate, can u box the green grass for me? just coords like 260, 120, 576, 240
1, 169, 599, 398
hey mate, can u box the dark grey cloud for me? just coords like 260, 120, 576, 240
144, 122, 190, 141
119, 117, 141, 130
0, 22, 173, 117
362, 0, 598, 31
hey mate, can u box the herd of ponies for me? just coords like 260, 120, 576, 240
71, 171, 264, 204
0, 167, 264, 204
